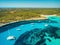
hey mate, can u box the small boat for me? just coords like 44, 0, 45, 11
17, 28, 21, 31
45, 24, 48, 27
31, 23, 34, 26
7, 36, 16, 40
31, 23, 34, 24
21, 25, 24, 26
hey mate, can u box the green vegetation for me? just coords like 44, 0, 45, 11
0, 8, 60, 24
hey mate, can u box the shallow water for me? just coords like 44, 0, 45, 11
0, 16, 60, 45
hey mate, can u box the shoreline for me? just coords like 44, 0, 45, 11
0, 17, 47, 27
0, 15, 58, 27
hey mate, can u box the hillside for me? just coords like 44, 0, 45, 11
0, 8, 60, 25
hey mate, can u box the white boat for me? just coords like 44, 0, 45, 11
31, 23, 34, 24
17, 28, 21, 31
21, 25, 24, 26
31, 23, 34, 26
45, 24, 48, 27
7, 36, 16, 40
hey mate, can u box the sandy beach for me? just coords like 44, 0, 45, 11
0, 15, 57, 27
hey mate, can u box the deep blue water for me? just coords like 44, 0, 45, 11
0, 16, 60, 45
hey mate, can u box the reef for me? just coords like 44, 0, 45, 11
14, 25, 60, 45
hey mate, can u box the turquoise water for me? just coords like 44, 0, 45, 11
0, 16, 60, 45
